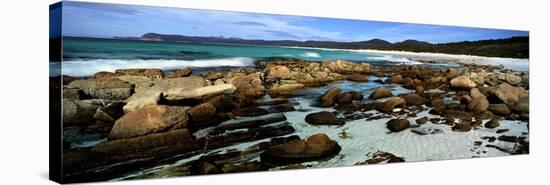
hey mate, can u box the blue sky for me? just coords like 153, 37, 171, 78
61, 1, 528, 44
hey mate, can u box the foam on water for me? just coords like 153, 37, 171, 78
300, 52, 321, 58
52, 57, 255, 77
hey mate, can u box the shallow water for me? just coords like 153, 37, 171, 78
113, 78, 528, 180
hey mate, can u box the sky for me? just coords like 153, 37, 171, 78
60, 1, 528, 44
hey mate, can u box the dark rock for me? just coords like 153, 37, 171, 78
349, 91, 364, 100
496, 129, 509, 134
336, 92, 354, 104
485, 117, 500, 128
260, 133, 341, 165
376, 97, 406, 113
386, 74, 403, 84
369, 87, 393, 99
206, 95, 235, 113
232, 106, 269, 117
305, 111, 345, 125
266, 104, 296, 113
93, 101, 125, 123
415, 116, 429, 124
497, 135, 519, 143
402, 93, 426, 106
488, 104, 511, 115
452, 123, 472, 132
320, 87, 342, 107
347, 73, 369, 82
167, 67, 192, 78
386, 119, 411, 132
189, 103, 216, 122
429, 98, 445, 108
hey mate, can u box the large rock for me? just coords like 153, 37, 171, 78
511, 94, 529, 113
164, 84, 236, 101
452, 123, 472, 132
260, 133, 341, 165
505, 73, 522, 85
167, 67, 192, 78
335, 92, 354, 104
123, 89, 163, 113
488, 104, 511, 115
450, 75, 476, 89
268, 66, 291, 79
93, 71, 116, 79
188, 103, 216, 122
321, 60, 370, 74
490, 83, 525, 106
62, 99, 102, 126
347, 73, 368, 82
115, 68, 164, 80
268, 83, 304, 97
467, 88, 489, 113
485, 117, 500, 128
93, 101, 125, 123
231, 74, 266, 98
109, 105, 189, 140
206, 95, 235, 113
305, 111, 345, 125
123, 76, 209, 113
369, 87, 393, 99
67, 78, 133, 100
377, 97, 406, 113
319, 87, 342, 107
386, 74, 403, 84
401, 93, 426, 106
91, 129, 196, 159
386, 119, 410, 132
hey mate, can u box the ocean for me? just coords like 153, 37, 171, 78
51, 37, 420, 77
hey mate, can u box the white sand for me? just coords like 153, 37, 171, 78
356, 49, 530, 72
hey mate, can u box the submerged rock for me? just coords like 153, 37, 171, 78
305, 111, 345, 125
260, 133, 341, 165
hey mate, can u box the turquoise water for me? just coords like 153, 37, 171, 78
53, 37, 418, 76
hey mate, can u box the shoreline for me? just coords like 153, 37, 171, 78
286, 46, 530, 72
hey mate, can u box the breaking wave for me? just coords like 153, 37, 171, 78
52, 57, 255, 77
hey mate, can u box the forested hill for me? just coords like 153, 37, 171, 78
114, 33, 529, 58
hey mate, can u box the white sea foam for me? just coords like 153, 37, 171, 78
368, 55, 423, 64
300, 52, 321, 58
55, 57, 255, 77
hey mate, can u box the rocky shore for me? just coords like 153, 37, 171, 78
53, 59, 529, 182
